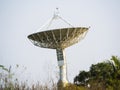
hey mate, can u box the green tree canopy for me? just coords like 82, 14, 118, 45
74, 56, 120, 90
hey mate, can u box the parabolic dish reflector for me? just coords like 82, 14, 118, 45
28, 27, 88, 49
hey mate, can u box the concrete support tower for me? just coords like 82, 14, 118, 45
56, 48, 68, 87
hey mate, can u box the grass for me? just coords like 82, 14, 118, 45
0, 82, 88, 90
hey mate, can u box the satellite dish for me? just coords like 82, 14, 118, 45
28, 27, 88, 49
27, 8, 89, 89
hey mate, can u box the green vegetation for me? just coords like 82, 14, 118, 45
0, 56, 120, 90
74, 56, 120, 90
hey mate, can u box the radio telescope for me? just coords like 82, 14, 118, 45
28, 9, 89, 89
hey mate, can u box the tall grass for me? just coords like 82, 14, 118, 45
0, 82, 87, 90
0, 65, 87, 90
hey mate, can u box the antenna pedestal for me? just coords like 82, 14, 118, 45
56, 48, 68, 89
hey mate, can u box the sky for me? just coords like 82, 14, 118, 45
0, 0, 120, 84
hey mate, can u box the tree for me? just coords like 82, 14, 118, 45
74, 71, 90, 86
109, 56, 120, 79
107, 56, 120, 90
74, 56, 120, 90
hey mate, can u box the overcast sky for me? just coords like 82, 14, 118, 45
0, 0, 120, 84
